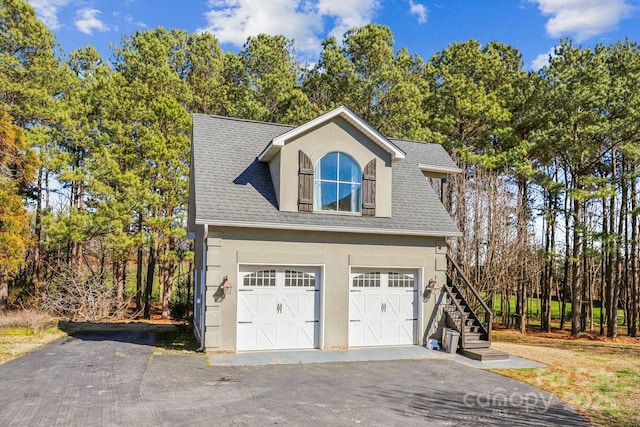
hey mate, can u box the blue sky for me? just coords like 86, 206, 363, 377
26, 0, 640, 70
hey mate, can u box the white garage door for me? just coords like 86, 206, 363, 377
349, 269, 418, 347
237, 266, 320, 351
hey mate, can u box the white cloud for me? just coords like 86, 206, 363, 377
531, 47, 557, 70
123, 13, 147, 28
317, 0, 380, 39
27, 0, 70, 30
409, 0, 428, 24
198, 0, 380, 56
75, 8, 109, 35
531, 0, 636, 41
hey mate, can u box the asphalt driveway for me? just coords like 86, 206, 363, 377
0, 323, 589, 427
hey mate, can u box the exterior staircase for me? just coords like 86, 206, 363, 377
442, 254, 509, 361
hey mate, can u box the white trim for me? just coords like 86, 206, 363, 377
258, 106, 406, 162
418, 164, 463, 175
195, 224, 208, 345
195, 218, 463, 237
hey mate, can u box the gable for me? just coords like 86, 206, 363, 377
258, 106, 405, 162
271, 116, 393, 216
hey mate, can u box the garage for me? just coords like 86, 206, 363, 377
349, 269, 418, 347
237, 266, 321, 351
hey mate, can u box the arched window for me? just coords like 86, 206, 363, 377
314, 152, 362, 213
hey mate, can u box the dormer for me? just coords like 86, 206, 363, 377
258, 106, 405, 218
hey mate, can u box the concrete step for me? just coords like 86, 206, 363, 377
459, 347, 510, 361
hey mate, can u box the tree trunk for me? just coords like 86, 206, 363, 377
631, 174, 639, 337
115, 259, 125, 308
571, 195, 583, 336
541, 189, 554, 333
161, 239, 177, 320
135, 214, 144, 312
516, 177, 528, 334
0, 266, 8, 311
144, 241, 157, 320
161, 265, 175, 319
607, 155, 624, 338
32, 165, 43, 290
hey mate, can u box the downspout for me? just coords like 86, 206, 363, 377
197, 223, 208, 352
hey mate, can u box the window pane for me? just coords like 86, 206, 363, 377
285, 270, 316, 287
337, 183, 352, 211
314, 179, 322, 210
353, 272, 381, 287
320, 181, 337, 211
388, 272, 415, 288
338, 154, 360, 182
338, 183, 360, 212
319, 152, 338, 180
243, 270, 276, 287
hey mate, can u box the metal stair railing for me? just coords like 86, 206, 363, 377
446, 253, 493, 343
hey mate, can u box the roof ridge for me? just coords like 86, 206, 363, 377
389, 137, 442, 146
192, 113, 295, 129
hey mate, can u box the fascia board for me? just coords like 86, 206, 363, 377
195, 218, 462, 237
258, 106, 406, 162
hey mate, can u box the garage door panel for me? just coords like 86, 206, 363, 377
381, 320, 414, 345
365, 322, 384, 346
349, 321, 364, 347
238, 292, 278, 322
280, 293, 316, 321
349, 270, 417, 347
386, 292, 416, 318
278, 321, 316, 349
256, 321, 277, 349
236, 322, 256, 351
237, 267, 320, 351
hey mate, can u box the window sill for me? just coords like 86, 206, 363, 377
312, 210, 363, 217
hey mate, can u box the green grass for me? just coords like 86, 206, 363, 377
153, 324, 201, 354
491, 294, 627, 331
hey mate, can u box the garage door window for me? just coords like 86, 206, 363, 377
243, 269, 276, 287
352, 272, 381, 287
285, 270, 316, 287
388, 272, 415, 288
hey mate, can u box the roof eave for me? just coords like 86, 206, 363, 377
258, 106, 406, 163
418, 164, 463, 175
194, 218, 462, 238
258, 140, 282, 162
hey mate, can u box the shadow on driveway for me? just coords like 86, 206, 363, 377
57, 321, 198, 351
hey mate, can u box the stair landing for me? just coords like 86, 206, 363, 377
459, 347, 510, 361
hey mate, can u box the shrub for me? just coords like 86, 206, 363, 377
169, 275, 191, 321
42, 268, 132, 321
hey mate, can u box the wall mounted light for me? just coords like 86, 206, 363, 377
428, 278, 441, 290
222, 275, 233, 294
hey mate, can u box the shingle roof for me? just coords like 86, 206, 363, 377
190, 113, 461, 237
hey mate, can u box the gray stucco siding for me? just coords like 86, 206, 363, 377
203, 226, 448, 352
